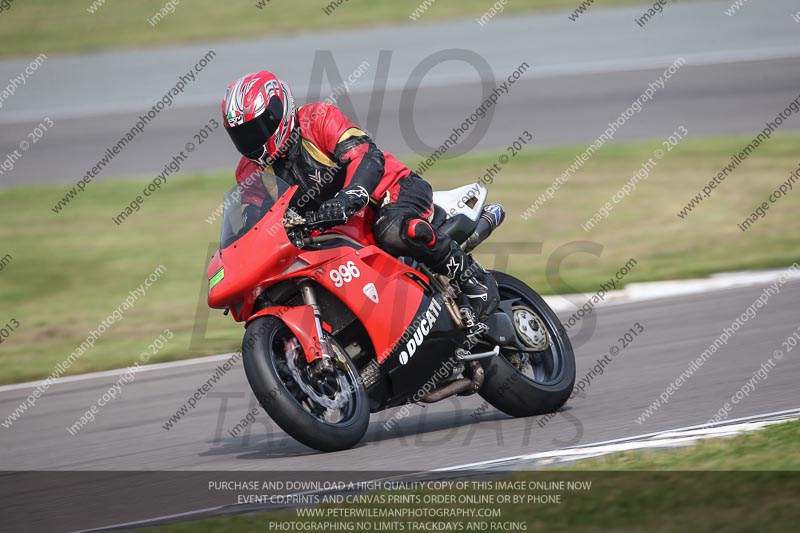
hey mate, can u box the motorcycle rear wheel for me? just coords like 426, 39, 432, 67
478, 271, 576, 417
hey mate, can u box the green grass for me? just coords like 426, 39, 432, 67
138, 421, 800, 532
0, 133, 798, 384
562, 419, 800, 471
0, 0, 647, 58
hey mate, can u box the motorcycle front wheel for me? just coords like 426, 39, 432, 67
242, 315, 370, 452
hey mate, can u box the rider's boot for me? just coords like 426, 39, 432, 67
433, 242, 500, 322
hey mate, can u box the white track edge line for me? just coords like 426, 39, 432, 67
0, 353, 239, 393
75, 407, 800, 532
433, 407, 800, 471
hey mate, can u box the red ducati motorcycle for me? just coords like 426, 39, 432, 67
208, 175, 575, 452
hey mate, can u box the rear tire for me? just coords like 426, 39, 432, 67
243, 315, 370, 452
478, 271, 575, 417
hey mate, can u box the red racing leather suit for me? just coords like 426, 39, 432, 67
235, 103, 406, 211
232, 102, 499, 321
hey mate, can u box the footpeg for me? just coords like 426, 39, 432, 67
457, 345, 500, 361
465, 321, 489, 347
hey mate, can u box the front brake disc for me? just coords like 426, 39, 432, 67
284, 339, 352, 410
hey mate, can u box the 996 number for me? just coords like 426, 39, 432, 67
329, 261, 360, 287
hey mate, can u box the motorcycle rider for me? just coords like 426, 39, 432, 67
221, 71, 499, 326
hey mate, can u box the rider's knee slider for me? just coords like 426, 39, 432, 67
406, 219, 436, 247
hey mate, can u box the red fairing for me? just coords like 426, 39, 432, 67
327, 208, 377, 246
248, 305, 323, 363
208, 185, 427, 363
297, 245, 423, 362
207, 186, 300, 320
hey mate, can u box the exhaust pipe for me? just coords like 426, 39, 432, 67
464, 204, 505, 253
419, 361, 484, 403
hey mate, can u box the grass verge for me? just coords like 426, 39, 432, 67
0, 0, 645, 58
563, 418, 800, 470
137, 421, 800, 532
0, 133, 798, 384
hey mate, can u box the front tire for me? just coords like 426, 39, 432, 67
242, 315, 370, 452
478, 271, 575, 417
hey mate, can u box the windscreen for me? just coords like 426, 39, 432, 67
219, 171, 290, 249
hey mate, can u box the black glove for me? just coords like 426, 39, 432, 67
312, 186, 370, 229
335, 185, 371, 217
313, 198, 348, 229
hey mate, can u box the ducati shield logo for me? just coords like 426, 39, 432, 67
362, 283, 379, 304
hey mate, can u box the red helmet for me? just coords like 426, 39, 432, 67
222, 71, 297, 166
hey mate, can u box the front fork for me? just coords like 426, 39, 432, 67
299, 280, 333, 364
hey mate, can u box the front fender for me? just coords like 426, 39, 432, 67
247, 305, 322, 364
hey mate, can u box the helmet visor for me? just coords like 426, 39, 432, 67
225, 98, 283, 159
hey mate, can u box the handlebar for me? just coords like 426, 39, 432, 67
283, 209, 348, 232
304, 209, 348, 230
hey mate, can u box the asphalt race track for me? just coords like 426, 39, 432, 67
2, 280, 799, 530
2, 281, 798, 473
